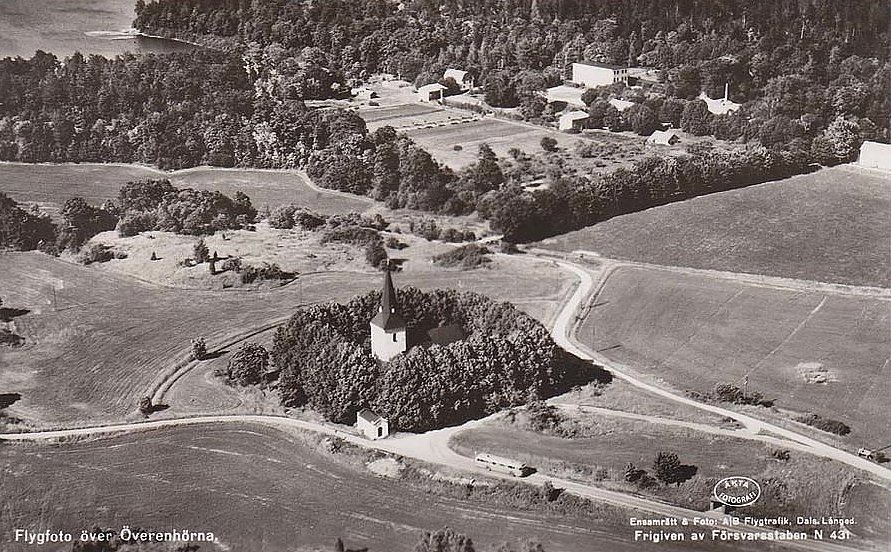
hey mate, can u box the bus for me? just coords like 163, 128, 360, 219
474, 453, 532, 477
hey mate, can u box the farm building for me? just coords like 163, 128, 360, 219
443, 68, 474, 90
351, 86, 378, 100
370, 269, 407, 361
697, 85, 740, 115
609, 98, 635, 112
544, 85, 586, 108
572, 62, 628, 87
858, 141, 891, 170
648, 130, 681, 145
559, 110, 590, 131
417, 83, 447, 102
357, 409, 389, 440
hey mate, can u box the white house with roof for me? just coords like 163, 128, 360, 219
647, 130, 681, 145
559, 110, 590, 131
572, 62, 628, 87
443, 68, 474, 91
697, 84, 740, 115
417, 83, 447, 102
544, 85, 586, 108
608, 98, 635, 112
357, 409, 389, 439
858, 141, 891, 171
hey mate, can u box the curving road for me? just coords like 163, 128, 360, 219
550, 259, 891, 482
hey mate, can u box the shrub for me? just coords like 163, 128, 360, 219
713, 382, 767, 406
240, 262, 293, 284
79, 244, 127, 265
771, 449, 791, 462
191, 337, 207, 360
221, 257, 242, 273
268, 204, 297, 229
385, 236, 408, 250
138, 396, 153, 416
432, 244, 491, 269
500, 241, 519, 254
222, 342, 269, 386
193, 237, 210, 263
540, 136, 558, 152
795, 413, 851, 436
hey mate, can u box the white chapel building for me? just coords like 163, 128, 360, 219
370, 270, 407, 361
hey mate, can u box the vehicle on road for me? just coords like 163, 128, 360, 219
474, 453, 532, 477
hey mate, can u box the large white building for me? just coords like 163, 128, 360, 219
858, 141, 891, 171
370, 270, 407, 361
417, 83, 446, 102
571, 62, 628, 88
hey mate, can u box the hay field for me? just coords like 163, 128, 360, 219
0, 424, 643, 552
579, 266, 891, 444
0, 163, 371, 216
539, 165, 891, 288
0, 251, 570, 425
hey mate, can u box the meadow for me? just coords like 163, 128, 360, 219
539, 165, 891, 288
578, 265, 891, 445
0, 251, 570, 426
0, 163, 372, 217
0, 424, 649, 551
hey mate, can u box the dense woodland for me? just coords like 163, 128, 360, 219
272, 288, 590, 431
0, 0, 888, 243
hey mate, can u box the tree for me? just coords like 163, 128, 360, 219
626, 104, 659, 136
652, 451, 682, 485
484, 72, 519, 108
191, 337, 208, 360
193, 237, 210, 263
540, 136, 558, 152
681, 101, 712, 136
335, 538, 345, 552
138, 396, 153, 416
225, 343, 270, 386
415, 527, 475, 552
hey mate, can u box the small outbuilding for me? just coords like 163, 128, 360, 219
559, 110, 590, 131
544, 85, 586, 109
647, 130, 681, 145
417, 83, 447, 102
858, 141, 891, 171
351, 86, 378, 100
608, 98, 635, 112
357, 409, 389, 440
443, 68, 474, 91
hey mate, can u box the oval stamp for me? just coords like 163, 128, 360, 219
713, 476, 761, 506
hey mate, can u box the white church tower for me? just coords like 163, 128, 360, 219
370, 269, 407, 361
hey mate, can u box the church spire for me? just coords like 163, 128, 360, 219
370, 269, 405, 330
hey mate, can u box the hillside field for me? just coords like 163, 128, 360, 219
0, 251, 570, 425
0, 424, 650, 552
579, 266, 891, 445
0, 163, 371, 216
538, 165, 891, 288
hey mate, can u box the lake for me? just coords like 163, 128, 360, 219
0, 0, 195, 59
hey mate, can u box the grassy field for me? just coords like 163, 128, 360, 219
578, 265, 891, 445
0, 163, 371, 217
0, 251, 570, 425
0, 424, 657, 552
538, 165, 891, 287
451, 416, 888, 548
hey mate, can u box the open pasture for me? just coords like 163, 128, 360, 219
0, 251, 570, 425
579, 266, 891, 445
0, 424, 644, 551
539, 165, 891, 288
0, 163, 371, 216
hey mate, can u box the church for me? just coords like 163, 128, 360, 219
369, 270, 464, 361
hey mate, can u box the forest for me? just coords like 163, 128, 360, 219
0, 0, 887, 242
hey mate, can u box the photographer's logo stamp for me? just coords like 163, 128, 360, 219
713, 476, 761, 507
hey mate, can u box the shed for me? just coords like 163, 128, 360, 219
647, 130, 681, 145
559, 110, 590, 131
544, 85, 586, 108
417, 83, 447, 102
357, 409, 389, 440
351, 86, 378, 100
858, 141, 891, 171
